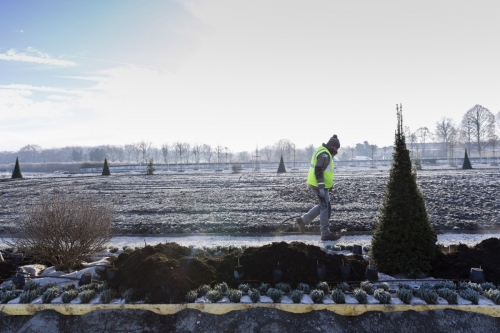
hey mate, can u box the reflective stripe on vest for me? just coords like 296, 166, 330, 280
307, 146, 335, 188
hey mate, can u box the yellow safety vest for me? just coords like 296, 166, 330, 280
307, 146, 335, 188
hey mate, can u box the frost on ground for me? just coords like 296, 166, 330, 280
0, 166, 499, 235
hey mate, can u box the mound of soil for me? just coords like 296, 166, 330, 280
111, 241, 369, 303
431, 238, 500, 283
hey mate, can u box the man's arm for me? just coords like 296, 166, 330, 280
314, 152, 331, 188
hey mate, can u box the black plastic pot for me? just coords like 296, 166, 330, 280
234, 267, 244, 280
340, 265, 351, 280
106, 268, 117, 281
12, 274, 25, 289
469, 268, 485, 283
317, 267, 326, 281
272, 268, 282, 282
352, 245, 363, 255
365, 265, 379, 281
79, 272, 93, 286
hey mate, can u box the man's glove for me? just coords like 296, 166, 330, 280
318, 187, 326, 199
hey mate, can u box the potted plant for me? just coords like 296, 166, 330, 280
272, 262, 282, 282
234, 257, 244, 280
317, 260, 326, 281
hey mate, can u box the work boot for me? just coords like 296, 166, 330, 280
321, 233, 341, 241
296, 217, 305, 234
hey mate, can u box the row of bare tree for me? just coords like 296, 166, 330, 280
2, 105, 499, 165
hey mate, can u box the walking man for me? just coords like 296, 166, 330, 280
297, 135, 341, 241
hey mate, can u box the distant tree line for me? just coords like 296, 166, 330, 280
1, 105, 499, 165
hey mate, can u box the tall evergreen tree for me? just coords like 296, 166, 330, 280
277, 155, 286, 173
102, 158, 111, 176
462, 149, 472, 169
12, 157, 23, 179
371, 104, 437, 276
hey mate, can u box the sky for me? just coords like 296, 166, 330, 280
1, 0, 499, 153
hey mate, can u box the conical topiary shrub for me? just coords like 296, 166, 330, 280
12, 157, 23, 179
371, 104, 437, 276
277, 155, 286, 173
102, 158, 111, 176
462, 149, 472, 169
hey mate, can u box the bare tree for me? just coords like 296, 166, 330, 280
304, 144, 315, 161
137, 141, 152, 164
215, 145, 224, 165
236, 151, 250, 163
201, 144, 213, 163
182, 143, 191, 164
173, 142, 183, 167
161, 143, 170, 166
260, 146, 274, 162
405, 126, 417, 158
192, 143, 202, 165
462, 104, 495, 159
434, 117, 455, 161
448, 125, 460, 164
18, 144, 42, 163
415, 127, 431, 158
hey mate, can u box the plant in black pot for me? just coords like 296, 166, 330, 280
272, 262, 282, 283
340, 259, 351, 280
469, 267, 485, 283
234, 257, 244, 281
317, 260, 326, 281
365, 261, 379, 281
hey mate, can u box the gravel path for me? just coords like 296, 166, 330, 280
0, 166, 499, 235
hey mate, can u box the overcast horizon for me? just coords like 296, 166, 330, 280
1, 0, 499, 152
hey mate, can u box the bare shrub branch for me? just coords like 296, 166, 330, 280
7, 190, 114, 270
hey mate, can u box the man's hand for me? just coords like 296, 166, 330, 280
318, 187, 326, 199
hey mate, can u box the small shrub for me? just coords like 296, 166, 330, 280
331, 289, 345, 304
335, 282, 350, 293
459, 288, 479, 305
146, 158, 155, 175
316, 282, 330, 294
397, 288, 413, 304
23, 280, 40, 292
205, 290, 222, 303
97, 282, 110, 293
61, 283, 76, 292
237, 284, 250, 294
99, 289, 117, 304
259, 282, 271, 294
123, 246, 134, 254
19, 290, 38, 304
360, 281, 374, 294
296, 283, 310, 293
486, 289, 500, 305
377, 282, 390, 291
290, 290, 304, 303
354, 288, 367, 304
197, 285, 211, 297
62, 290, 79, 303
227, 289, 242, 303
266, 288, 282, 303
109, 246, 119, 253
437, 288, 458, 305
80, 283, 98, 291
39, 282, 58, 294
249, 289, 260, 303
481, 282, 496, 291
433, 280, 455, 290
122, 288, 134, 303
214, 282, 228, 294
458, 281, 471, 290
185, 290, 198, 303
398, 283, 413, 291
310, 289, 324, 304
1, 290, 21, 304
42, 287, 59, 304
6, 191, 113, 270
275, 282, 291, 293
374, 288, 391, 304
467, 282, 483, 293
79, 290, 96, 304
418, 285, 438, 304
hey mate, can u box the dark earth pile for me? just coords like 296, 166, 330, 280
110, 241, 368, 303
105, 238, 500, 304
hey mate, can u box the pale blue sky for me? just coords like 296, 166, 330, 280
1, 0, 499, 152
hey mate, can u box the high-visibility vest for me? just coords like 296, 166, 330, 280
307, 146, 335, 188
